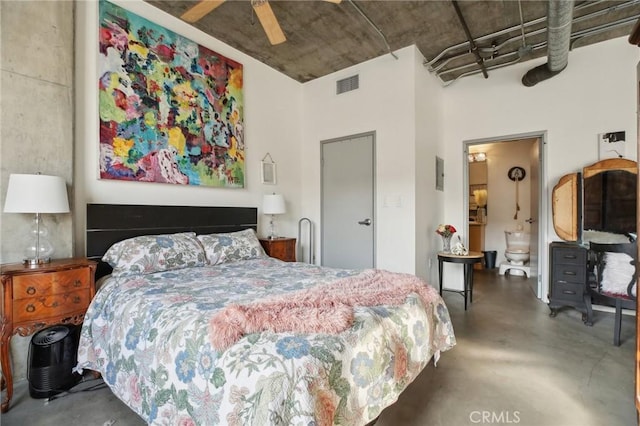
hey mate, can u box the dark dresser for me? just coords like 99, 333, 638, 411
548, 241, 588, 321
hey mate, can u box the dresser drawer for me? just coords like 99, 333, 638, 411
552, 263, 586, 284
13, 268, 90, 300
13, 288, 91, 323
552, 281, 584, 302
552, 247, 586, 266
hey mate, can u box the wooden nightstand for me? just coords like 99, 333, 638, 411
0, 258, 96, 412
259, 238, 297, 262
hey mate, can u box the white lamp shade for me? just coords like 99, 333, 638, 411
4, 174, 70, 213
263, 194, 285, 215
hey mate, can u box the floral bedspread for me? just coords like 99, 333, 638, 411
77, 258, 456, 425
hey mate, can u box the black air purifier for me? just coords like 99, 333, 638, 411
28, 324, 82, 398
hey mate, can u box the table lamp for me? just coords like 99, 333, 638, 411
3, 173, 70, 265
262, 193, 285, 239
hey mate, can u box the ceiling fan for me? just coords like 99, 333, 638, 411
181, 0, 342, 45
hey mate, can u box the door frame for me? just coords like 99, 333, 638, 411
320, 131, 377, 268
462, 130, 548, 300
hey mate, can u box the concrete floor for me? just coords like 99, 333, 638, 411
2, 270, 636, 426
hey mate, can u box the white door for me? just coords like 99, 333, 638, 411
321, 133, 375, 269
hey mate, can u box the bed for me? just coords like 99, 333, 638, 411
77, 204, 456, 425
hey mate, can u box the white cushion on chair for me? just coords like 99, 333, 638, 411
601, 252, 636, 297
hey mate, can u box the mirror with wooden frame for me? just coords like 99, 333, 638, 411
552, 158, 637, 242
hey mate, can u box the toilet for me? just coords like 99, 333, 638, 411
499, 229, 530, 277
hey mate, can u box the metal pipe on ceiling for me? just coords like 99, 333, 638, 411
425, 0, 631, 69
429, 1, 639, 74
347, 0, 398, 60
570, 14, 640, 48
436, 15, 637, 86
451, 0, 489, 78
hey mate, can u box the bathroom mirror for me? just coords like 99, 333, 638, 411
552, 158, 637, 242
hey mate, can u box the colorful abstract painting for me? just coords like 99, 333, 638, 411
98, 1, 244, 187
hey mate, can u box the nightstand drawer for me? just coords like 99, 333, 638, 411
552, 281, 584, 302
13, 288, 91, 322
552, 247, 586, 266
13, 268, 90, 300
552, 263, 586, 284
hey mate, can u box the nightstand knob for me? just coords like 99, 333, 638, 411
72, 296, 81, 304
26, 286, 36, 295
26, 304, 35, 313
74, 280, 82, 287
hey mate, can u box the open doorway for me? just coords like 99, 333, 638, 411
463, 132, 547, 300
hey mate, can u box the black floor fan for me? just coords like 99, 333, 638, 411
28, 324, 82, 398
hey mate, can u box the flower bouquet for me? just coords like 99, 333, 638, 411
436, 224, 457, 252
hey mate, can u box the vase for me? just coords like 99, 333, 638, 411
441, 235, 453, 253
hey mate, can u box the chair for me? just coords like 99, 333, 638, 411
584, 241, 637, 346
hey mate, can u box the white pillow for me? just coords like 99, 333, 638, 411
601, 252, 636, 297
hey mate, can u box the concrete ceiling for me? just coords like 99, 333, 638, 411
147, 0, 640, 84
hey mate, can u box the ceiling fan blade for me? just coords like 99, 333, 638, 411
252, 0, 286, 45
181, 0, 226, 23
323, 0, 342, 3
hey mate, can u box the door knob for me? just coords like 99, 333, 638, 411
525, 218, 535, 223
358, 218, 372, 226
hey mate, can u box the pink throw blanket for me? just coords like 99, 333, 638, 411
208, 269, 438, 351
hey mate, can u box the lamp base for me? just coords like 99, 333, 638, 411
268, 214, 279, 240
23, 257, 51, 267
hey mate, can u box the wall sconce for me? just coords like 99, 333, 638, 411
3, 173, 70, 265
468, 152, 487, 162
262, 193, 286, 239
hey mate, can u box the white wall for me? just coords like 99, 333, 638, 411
414, 47, 445, 283
74, 0, 304, 253
443, 37, 639, 292
301, 46, 442, 276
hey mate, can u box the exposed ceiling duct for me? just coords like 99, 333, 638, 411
151, 0, 640, 84
522, 0, 575, 87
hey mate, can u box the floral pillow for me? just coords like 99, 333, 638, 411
103, 232, 206, 277
197, 228, 267, 265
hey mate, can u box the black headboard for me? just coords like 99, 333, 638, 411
86, 203, 258, 278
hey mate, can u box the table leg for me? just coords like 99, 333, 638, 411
438, 259, 443, 296
462, 264, 469, 310
1, 333, 12, 413
469, 264, 475, 303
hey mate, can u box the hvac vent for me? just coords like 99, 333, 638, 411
336, 75, 359, 94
